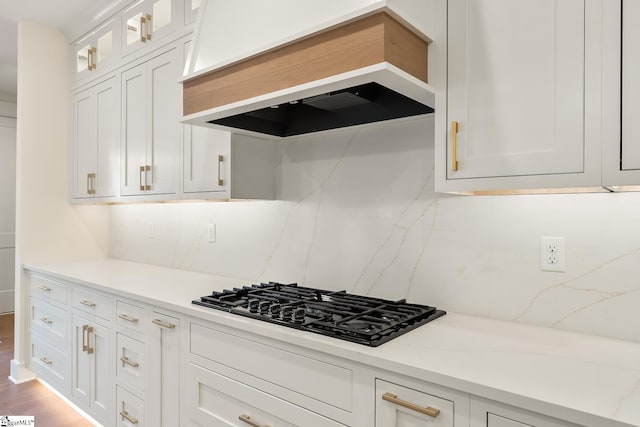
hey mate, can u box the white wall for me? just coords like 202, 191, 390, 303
110, 117, 640, 344
11, 21, 109, 383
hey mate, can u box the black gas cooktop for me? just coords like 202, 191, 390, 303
192, 282, 445, 347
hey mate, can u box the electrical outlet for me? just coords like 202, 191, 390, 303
540, 236, 565, 272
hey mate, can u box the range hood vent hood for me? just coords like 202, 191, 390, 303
182, 7, 435, 138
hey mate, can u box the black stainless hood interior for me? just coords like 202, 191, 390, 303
182, 10, 434, 138
209, 83, 434, 138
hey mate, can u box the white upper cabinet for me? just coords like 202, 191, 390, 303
72, 76, 120, 200
435, 0, 606, 193
184, 0, 201, 25
72, 19, 119, 83
121, 48, 180, 197
122, 0, 182, 57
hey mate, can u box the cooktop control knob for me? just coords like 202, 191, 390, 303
269, 303, 281, 316
247, 299, 259, 313
293, 307, 306, 323
280, 305, 293, 319
258, 300, 271, 313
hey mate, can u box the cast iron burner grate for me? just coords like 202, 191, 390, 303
192, 282, 445, 347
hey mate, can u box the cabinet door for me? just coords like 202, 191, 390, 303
622, 0, 640, 171
446, 0, 585, 179
94, 20, 117, 73
73, 36, 95, 82
376, 379, 454, 427
73, 88, 98, 198
183, 126, 229, 193
121, 62, 148, 196
90, 321, 111, 424
122, 0, 179, 57
148, 311, 180, 427
184, 0, 201, 25
94, 77, 119, 197
146, 49, 179, 195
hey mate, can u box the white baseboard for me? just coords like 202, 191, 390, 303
37, 378, 102, 427
9, 359, 36, 384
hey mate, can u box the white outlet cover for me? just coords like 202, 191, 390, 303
540, 236, 565, 272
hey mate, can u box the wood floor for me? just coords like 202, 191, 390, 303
0, 313, 93, 426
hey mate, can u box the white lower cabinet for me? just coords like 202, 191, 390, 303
185, 362, 345, 427
117, 385, 146, 426
71, 314, 112, 425
470, 397, 579, 427
148, 310, 181, 427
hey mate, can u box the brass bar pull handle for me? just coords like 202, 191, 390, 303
152, 319, 176, 329
382, 393, 440, 417
145, 165, 151, 191
120, 356, 140, 368
451, 121, 459, 171
91, 173, 96, 194
139, 165, 145, 191
82, 324, 88, 353
40, 357, 53, 365
80, 299, 96, 307
140, 15, 147, 42
217, 155, 224, 186
146, 14, 152, 40
120, 410, 139, 425
86, 326, 94, 354
89, 47, 96, 70
118, 314, 138, 323
38, 285, 51, 292
239, 414, 270, 427
40, 317, 53, 324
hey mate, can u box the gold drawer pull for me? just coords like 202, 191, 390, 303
118, 314, 139, 323
382, 392, 440, 418
152, 319, 176, 329
217, 154, 224, 186
40, 317, 53, 324
38, 285, 51, 292
120, 409, 139, 424
80, 299, 96, 307
120, 356, 140, 368
239, 414, 270, 427
40, 356, 53, 365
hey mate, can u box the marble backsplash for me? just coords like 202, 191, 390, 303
110, 116, 640, 343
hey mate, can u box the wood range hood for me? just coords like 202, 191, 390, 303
182, 10, 434, 138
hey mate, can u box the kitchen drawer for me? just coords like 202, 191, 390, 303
488, 414, 533, 427
116, 300, 146, 336
471, 397, 579, 427
190, 322, 352, 412
376, 379, 454, 427
186, 362, 346, 427
71, 287, 112, 321
30, 274, 67, 305
31, 297, 67, 350
31, 335, 67, 392
116, 332, 145, 392
116, 385, 145, 427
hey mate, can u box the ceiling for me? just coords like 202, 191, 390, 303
0, 0, 112, 100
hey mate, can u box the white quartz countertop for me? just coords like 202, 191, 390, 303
24, 258, 640, 427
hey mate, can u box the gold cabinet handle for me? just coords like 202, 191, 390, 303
382, 392, 440, 418
82, 325, 95, 354
40, 356, 53, 365
38, 285, 51, 292
80, 299, 96, 307
88, 47, 97, 70
40, 317, 53, 324
152, 319, 176, 329
120, 355, 140, 368
145, 14, 152, 40
139, 165, 145, 191
120, 410, 139, 425
239, 414, 270, 427
91, 173, 96, 194
145, 165, 151, 191
118, 314, 139, 323
451, 121, 459, 171
217, 155, 224, 186
140, 15, 147, 42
